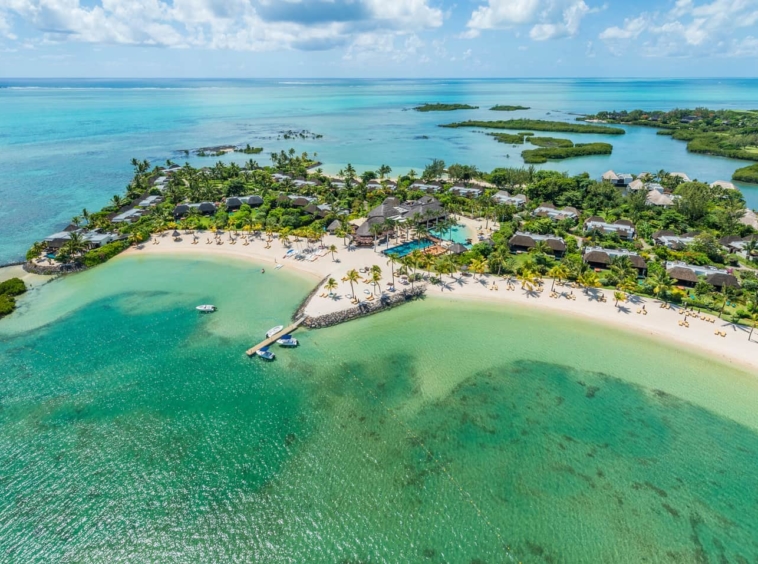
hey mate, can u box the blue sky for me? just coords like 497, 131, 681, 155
1, 0, 757, 77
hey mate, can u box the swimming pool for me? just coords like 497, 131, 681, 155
430, 224, 473, 245
383, 239, 433, 257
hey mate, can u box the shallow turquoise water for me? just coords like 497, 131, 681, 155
1, 254, 758, 562
431, 223, 474, 245
3, 78, 758, 263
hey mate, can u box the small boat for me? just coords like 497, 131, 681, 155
276, 335, 299, 347
275, 264, 284, 269
196, 305, 216, 313
256, 346, 276, 360
266, 325, 284, 338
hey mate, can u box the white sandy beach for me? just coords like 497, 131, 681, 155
118, 224, 758, 374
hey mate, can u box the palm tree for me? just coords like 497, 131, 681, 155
386, 253, 400, 287
578, 271, 601, 294
613, 291, 627, 308
324, 278, 338, 296
648, 271, 674, 303
719, 286, 735, 319
328, 244, 338, 261
371, 270, 382, 294
547, 264, 570, 292
370, 222, 385, 250
346, 269, 360, 299
517, 268, 537, 290
470, 258, 487, 280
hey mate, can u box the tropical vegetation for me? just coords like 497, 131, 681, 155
440, 119, 626, 135
733, 163, 758, 184
414, 103, 479, 112
490, 105, 530, 111
0, 277, 26, 318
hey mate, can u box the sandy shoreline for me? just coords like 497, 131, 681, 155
112, 225, 758, 374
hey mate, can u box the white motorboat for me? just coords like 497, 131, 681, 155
276, 335, 299, 347
196, 305, 216, 313
266, 325, 284, 338
256, 346, 276, 361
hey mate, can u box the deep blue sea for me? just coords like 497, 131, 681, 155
2, 78, 758, 264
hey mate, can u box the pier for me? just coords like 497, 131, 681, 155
246, 317, 306, 356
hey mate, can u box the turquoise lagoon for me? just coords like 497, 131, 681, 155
3, 78, 758, 263
1, 254, 758, 562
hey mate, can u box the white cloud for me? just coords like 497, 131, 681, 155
599, 0, 758, 57
0, 0, 443, 51
466, 0, 592, 40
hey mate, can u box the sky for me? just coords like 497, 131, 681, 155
0, 0, 757, 77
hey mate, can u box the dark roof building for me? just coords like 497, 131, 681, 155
582, 247, 647, 274
448, 243, 468, 255
533, 203, 579, 221
508, 231, 566, 256
665, 261, 740, 288
354, 196, 447, 246
584, 217, 636, 240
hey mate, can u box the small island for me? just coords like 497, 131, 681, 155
490, 105, 530, 111
733, 163, 758, 184
441, 119, 626, 135
488, 133, 527, 144
521, 140, 613, 164
414, 103, 479, 112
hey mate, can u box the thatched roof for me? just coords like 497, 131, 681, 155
448, 243, 468, 255
545, 239, 567, 252
509, 234, 536, 248
614, 219, 635, 228
585, 215, 605, 224
627, 255, 648, 270
652, 229, 676, 239
719, 235, 742, 246
667, 266, 699, 284
583, 250, 611, 265
705, 273, 740, 288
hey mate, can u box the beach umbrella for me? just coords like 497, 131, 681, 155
172, 230, 180, 237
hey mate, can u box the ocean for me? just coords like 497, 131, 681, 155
2, 78, 758, 264
1, 254, 758, 563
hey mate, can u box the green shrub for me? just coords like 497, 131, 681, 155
81, 240, 129, 267
733, 163, 758, 184
441, 119, 626, 135
521, 142, 613, 164
0, 277, 26, 296
0, 294, 15, 317
489, 133, 525, 144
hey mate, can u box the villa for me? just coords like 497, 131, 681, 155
44, 229, 121, 250
602, 170, 633, 187
112, 208, 147, 223
653, 230, 699, 249
224, 195, 263, 210
451, 186, 483, 198
173, 202, 217, 217
271, 173, 291, 183
533, 203, 579, 221
138, 195, 163, 207
305, 203, 333, 218
277, 193, 316, 207
665, 261, 740, 289
409, 181, 442, 193
367, 180, 397, 191
508, 232, 567, 257
353, 196, 446, 246
711, 180, 737, 190
327, 219, 344, 234
492, 191, 528, 208
646, 191, 676, 207
584, 217, 636, 240
582, 247, 647, 276
670, 172, 692, 183
720, 234, 758, 256
628, 179, 665, 194
293, 178, 320, 189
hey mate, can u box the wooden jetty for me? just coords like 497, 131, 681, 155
246, 317, 306, 356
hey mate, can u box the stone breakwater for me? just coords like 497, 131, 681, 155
293, 275, 331, 321
302, 286, 426, 329
24, 261, 86, 275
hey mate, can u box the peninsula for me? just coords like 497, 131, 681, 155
11, 151, 758, 372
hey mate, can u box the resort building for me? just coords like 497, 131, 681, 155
271, 173, 291, 183
646, 191, 675, 207
584, 217, 636, 240
450, 186, 483, 198
172, 202, 217, 217
601, 170, 633, 187
508, 232, 567, 257
276, 193, 316, 207
447, 243, 468, 255
304, 203, 333, 218
366, 180, 397, 191
670, 172, 692, 183
665, 261, 740, 289
652, 230, 699, 250
711, 180, 737, 190
224, 195, 263, 210
720, 234, 758, 256
112, 208, 147, 223
532, 203, 579, 221
409, 181, 442, 193
43, 229, 121, 250
327, 219, 344, 234
292, 178, 320, 189
492, 191, 528, 208
627, 179, 665, 194
353, 196, 446, 246
138, 195, 163, 207
582, 247, 647, 276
